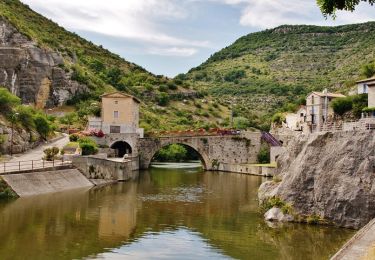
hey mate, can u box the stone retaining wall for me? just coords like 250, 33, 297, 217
72, 156, 135, 181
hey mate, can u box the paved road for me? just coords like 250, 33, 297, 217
8, 134, 70, 163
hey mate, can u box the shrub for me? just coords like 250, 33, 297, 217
331, 97, 353, 116
43, 147, 59, 161
34, 115, 51, 140
233, 117, 250, 130
361, 62, 375, 78
78, 137, 98, 156
0, 88, 21, 112
271, 113, 285, 126
257, 146, 270, 164
16, 106, 35, 130
69, 134, 79, 142
157, 93, 170, 106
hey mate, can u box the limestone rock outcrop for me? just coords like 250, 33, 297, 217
0, 17, 87, 108
259, 131, 375, 229
264, 207, 294, 222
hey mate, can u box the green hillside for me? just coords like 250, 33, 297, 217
183, 23, 375, 129
0, 0, 229, 132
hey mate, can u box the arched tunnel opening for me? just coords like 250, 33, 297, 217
111, 141, 133, 158
151, 144, 204, 167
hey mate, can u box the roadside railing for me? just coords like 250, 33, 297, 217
0, 159, 72, 175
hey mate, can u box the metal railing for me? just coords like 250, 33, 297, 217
0, 159, 72, 175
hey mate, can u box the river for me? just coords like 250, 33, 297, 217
0, 163, 354, 260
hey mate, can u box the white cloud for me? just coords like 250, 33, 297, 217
148, 47, 198, 57
212, 0, 375, 29
21, 0, 209, 51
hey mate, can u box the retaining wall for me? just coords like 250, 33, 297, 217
0, 168, 93, 197
72, 156, 136, 181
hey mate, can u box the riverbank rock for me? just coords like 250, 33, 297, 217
258, 131, 375, 229
264, 207, 294, 222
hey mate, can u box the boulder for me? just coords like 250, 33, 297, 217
264, 207, 294, 222
259, 131, 375, 229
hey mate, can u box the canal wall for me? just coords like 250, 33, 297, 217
331, 218, 375, 260
72, 156, 136, 181
217, 163, 275, 177
0, 168, 93, 197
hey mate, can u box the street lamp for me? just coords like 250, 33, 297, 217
10, 112, 19, 157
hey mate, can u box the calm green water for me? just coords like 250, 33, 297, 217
0, 164, 354, 260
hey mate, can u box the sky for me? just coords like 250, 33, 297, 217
21, 0, 375, 77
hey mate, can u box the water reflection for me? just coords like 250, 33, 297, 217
0, 165, 354, 260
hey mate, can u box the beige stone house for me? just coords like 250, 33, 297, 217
306, 90, 345, 132
356, 77, 375, 108
88, 92, 144, 137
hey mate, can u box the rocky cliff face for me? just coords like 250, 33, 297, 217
259, 131, 375, 229
0, 17, 87, 108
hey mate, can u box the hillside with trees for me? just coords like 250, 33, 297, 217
0, 0, 229, 133
183, 22, 375, 129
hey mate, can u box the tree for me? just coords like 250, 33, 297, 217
331, 97, 353, 116
233, 117, 251, 130
317, 0, 375, 16
34, 115, 51, 140
361, 63, 375, 78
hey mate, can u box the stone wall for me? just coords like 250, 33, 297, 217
72, 156, 135, 181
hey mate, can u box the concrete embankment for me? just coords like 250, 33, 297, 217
332, 218, 375, 260
1, 168, 93, 197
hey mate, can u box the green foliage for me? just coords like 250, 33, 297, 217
157, 93, 170, 106
363, 107, 375, 112
331, 94, 367, 117
271, 113, 286, 125
224, 70, 246, 82
34, 115, 51, 139
257, 146, 270, 164
69, 134, 79, 142
43, 146, 59, 161
263, 197, 286, 211
153, 144, 188, 162
15, 105, 35, 130
233, 117, 251, 130
306, 214, 323, 225
0, 87, 21, 112
0, 178, 18, 199
317, 0, 375, 16
78, 137, 98, 156
361, 62, 375, 78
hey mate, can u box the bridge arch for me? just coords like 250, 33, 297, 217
145, 141, 210, 170
110, 141, 133, 158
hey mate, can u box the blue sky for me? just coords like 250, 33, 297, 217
22, 0, 375, 77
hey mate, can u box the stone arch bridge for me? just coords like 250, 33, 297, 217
97, 132, 262, 171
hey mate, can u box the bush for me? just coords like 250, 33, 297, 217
16, 106, 35, 130
34, 115, 51, 140
233, 117, 250, 130
153, 144, 188, 162
271, 113, 285, 125
69, 134, 79, 142
157, 93, 170, 106
43, 147, 59, 161
257, 146, 270, 164
361, 63, 375, 78
0, 87, 21, 112
78, 137, 98, 156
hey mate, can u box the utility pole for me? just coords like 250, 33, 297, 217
10, 112, 19, 157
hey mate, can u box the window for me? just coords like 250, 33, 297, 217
114, 100, 118, 104
110, 126, 121, 133
311, 96, 314, 105
114, 111, 119, 119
